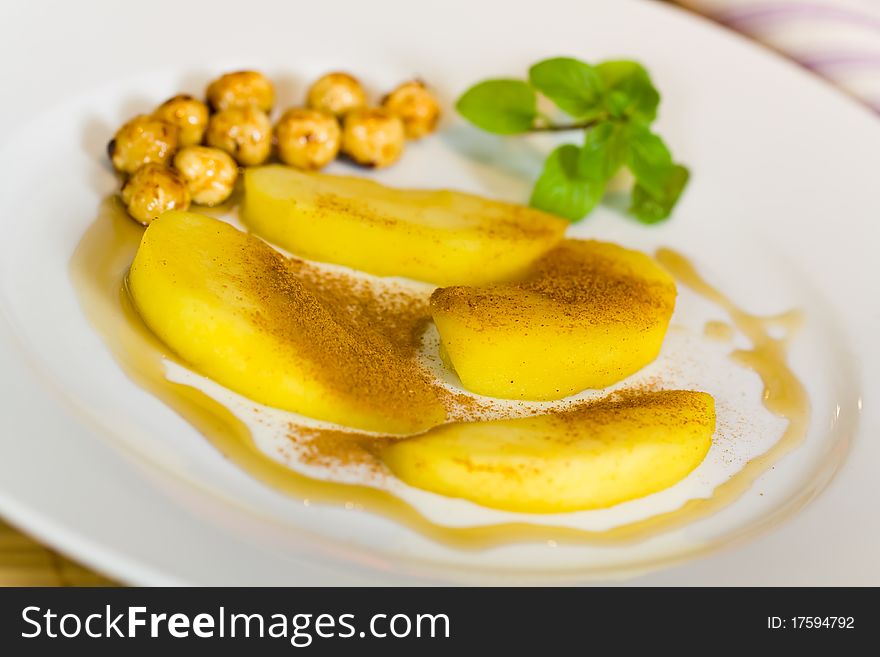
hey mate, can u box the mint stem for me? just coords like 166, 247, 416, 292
532, 118, 601, 132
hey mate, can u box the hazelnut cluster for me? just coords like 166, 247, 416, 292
108, 70, 441, 225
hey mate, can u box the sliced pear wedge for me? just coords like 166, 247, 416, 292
382, 391, 714, 513
431, 239, 677, 400
128, 210, 446, 434
242, 165, 568, 286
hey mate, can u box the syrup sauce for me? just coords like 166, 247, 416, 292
69, 198, 809, 549
703, 320, 735, 341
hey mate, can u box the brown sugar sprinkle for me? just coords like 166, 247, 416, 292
442, 390, 499, 422
238, 229, 689, 466
312, 187, 564, 242
234, 225, 569, 430
232, 236, 447, 428
550, 389, 714, 443
290, 424, 391, 474
313, 194, 397, 229
285, 386, 706, 472
286, 259, 433, 359
472, 201, 567, 242
430, 239, 676, 328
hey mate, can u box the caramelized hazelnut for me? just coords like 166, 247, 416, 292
108, 115, 179, 175
173, 146, 239, 206
120, 163, 190, 225
341, 108, 405, 168
153, 94, 209, 147
206, 70, 274, 112
275, 108, 341, 170
205, 106, 272, 166
382, 80, 441, 139
306, 72, 366, 118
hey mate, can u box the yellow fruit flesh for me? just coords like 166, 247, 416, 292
241, 166, 568, 286
431, 240, 677, 400
127, 205, 711, 516
383, 391, 714, 513
128, 211, 446, 435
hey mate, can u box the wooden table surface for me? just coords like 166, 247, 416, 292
0, 518, 115, 586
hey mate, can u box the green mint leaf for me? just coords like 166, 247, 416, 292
627, 125, 673, 197
528, 57, 604, 119
457, 57, 689, 226
456, 79, 537, 134
530, 144, 604, 221
630, 164, 689, 223
580, 121, 630, 181
596, 60, 660, 123
627, 125, 689, 222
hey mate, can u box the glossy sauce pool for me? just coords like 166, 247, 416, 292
69, 197, 810, 549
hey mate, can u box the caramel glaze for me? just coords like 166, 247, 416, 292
703, 320, 735, 341
69, 198, 809, 550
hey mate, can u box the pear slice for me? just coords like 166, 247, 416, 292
242, 165, 568, 286
430, 240, 677, 400
128, 210, 446, 434
382, 391, 714, 513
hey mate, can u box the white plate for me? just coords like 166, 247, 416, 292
0, 0, 877, 585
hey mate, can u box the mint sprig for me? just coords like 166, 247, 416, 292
455, 80, 537, 134
456, 56, 689, 224
530, 144, 604, 221
528, 57, 604, 120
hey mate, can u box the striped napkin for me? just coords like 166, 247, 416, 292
675, 0, 880, 112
